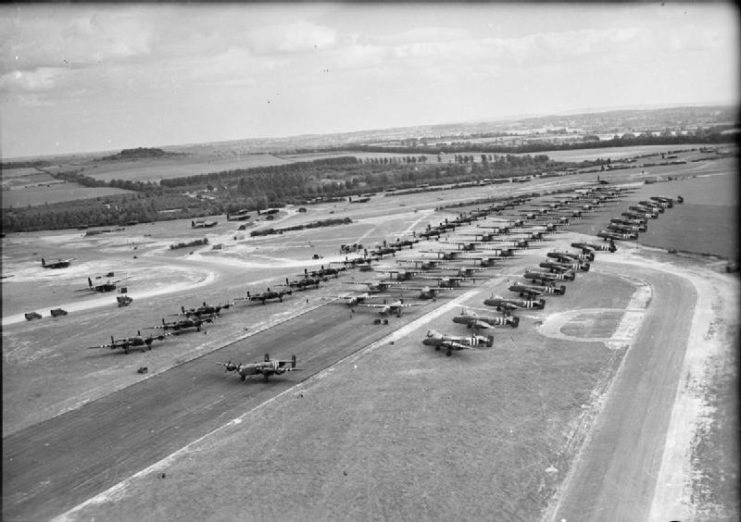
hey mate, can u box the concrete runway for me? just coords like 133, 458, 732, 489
548, 261, 696, 521
3, 298, 436, 521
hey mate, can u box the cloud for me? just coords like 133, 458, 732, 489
0, 6, 155, 73
244, 20, 338, 55
0, 67, 67, 92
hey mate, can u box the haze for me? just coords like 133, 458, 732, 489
1, 2, 738, 159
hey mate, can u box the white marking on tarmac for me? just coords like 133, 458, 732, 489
536, 279, 652, 350
52, 288, 479, 522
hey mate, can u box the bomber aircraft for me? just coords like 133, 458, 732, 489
422, 329, 492, 356
509, 282, 566, 297
191, 220, 218, 228
452, 308, 520, 329
541, 258, 590, 272
356, 298, 425, 317
346, 280, 403, 293
238, 287, 292, 304
305, 265, 346, 279
607, 223, 643, 234
41, 257, 75, 269
484, 295, 546, 311
282, 276, 323, 291
87, 331, 168, 354
220, 354, 301, 381
152, 315, 213, 333
547, 250, 594, 263
83, 276, 120, 293
571, 241, 616, 253
328, 292, 391, 306
598, 229, 638, 241
178, 302, 231, 318
524, 268, 575, 282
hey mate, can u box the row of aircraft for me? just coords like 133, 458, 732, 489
85, 236, 418, 354
597, 194, 683, 242
414, 182, 640, 355
88, 182, 660, 374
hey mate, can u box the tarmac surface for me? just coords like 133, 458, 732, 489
3, 299, 434, 521
548, 260, 696, 521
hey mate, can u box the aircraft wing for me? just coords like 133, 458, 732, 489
87, 344, 115, 350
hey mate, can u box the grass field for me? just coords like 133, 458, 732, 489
79, 154, 293, 183
1, 184, 133, 209
534, 143, 713, 162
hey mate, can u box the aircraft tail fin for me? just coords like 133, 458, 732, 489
88, 277, 93, 287
42, 258, 46, 266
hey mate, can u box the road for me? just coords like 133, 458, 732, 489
2, 299, 436, 522
548, 260, 696, 521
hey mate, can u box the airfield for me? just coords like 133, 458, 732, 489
2, 147, 738, 521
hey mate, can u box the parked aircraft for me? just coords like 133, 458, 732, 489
422, 329, 492, 356
329, 292, 390, 306
220, 354, 301, 381
357, 298, 424, 317
524, 268, 575, 282
388, 237, 419, 249
547, 250, 594, 263
540, 258, 590, 272
191, 220, 218, 228
638, 200, 665, 213
452, 308, 520, 329
628, 206, 659, 219
607, 223, 644, 234
414, 275, 464, 288
41, 257, 75, 269
179, 302, 231, 317
282, 276, 323, 291
620, 212, 649, 224
598, 229, 638, 241
484, 295, 546, 311
226, 210, 251, 221
154, 315, 213, 333
87, 331, 168, 354
398, 259, 443, 271
611, 218, 647, 231
509, 282, 566, 297
571, 241, 616, 253
306, 265, 346, 279
84, 277, 120, 292
397, 285, 442, 300
238, 288, 292, 304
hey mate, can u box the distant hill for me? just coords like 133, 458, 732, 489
172, 104, 738, 155
101, 147, 186, 161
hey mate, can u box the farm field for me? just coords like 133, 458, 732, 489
534, 143, 716, 162
78, 153, 294, 183
1, 183, 133, 209
1, 146, 737, 522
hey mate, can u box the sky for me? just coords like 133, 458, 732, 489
1, 3, 738, 159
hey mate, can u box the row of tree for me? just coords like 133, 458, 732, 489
309, 128, 737, 155
3, 153, 559, 232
